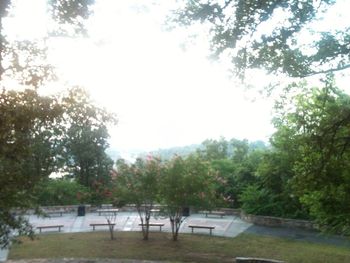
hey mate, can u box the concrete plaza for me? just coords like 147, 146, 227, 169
1, 211, 350, 262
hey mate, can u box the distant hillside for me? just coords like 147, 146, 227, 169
139, 144, 202, 160
107, 139, 269, 162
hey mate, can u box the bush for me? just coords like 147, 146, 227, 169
35, 179, 91, 206
239, 184, 282, 216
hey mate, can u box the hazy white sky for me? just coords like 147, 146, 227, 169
4, 0, 349, 155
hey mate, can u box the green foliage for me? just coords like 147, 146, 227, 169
0, 87, 116, 247
272, 76, 350, 234
199, 138, 265, 208
162, 154, 218, 209
171, 0, 349, 79
198, 137, 228, 160
256, 151, 308, 219
62, 87, 116, 189
0, 88, 64, 248
35, 179, 90, 206
114, 157, 162, 240
162, 154, 220, 241
240, 184, 281, 216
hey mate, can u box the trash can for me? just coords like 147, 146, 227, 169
182, 207, 190, 217
77, 205, 85, 216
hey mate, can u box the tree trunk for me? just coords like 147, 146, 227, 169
137, 206, 151, 241
106, 218, 115, 240
169, 210, 182, 241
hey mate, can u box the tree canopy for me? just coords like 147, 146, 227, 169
272, 75, 350, 234
171, 0, 350, 79
0, 0, 95, 80
0, 87, 116, 248
0, 89, 63, 248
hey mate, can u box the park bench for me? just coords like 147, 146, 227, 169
90, 223, 115, 231
45, 210, 64, 217
96, 208, 119, 216
37, 225, 64, 233
205, 211, 225, 218
188, 225, 215, 235
139, 223, 165, 231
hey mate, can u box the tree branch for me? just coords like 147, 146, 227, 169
303, 64, 350, 78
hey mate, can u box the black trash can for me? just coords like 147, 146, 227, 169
77, 205, 85, 216
182, 207, 190, 217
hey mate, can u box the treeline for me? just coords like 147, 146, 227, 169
189, 78, 350, 235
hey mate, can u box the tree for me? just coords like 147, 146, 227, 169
0, 0, 11, 80
49, 0, 95, 35
104, 212, 117, 240
161, 154, 217, 241
62, 87, 116, 194
0, 88, 64, 248
171, 0, 349, 79
114, 157, 162, 240
0, 0, 95, 80
0, 87, 116, 247
272, 75, 350, 234
255, 150, 308, 219
198, 137, 228, 160
203, 138, 264, 208
34, 179, 91, 206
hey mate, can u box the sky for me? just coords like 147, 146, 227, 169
3, 0, 349, 157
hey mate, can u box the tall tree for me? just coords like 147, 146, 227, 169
62, 87, 116, 191
272, 75, 350, 234
171, 0, 349, 79
0, 89, 64, 248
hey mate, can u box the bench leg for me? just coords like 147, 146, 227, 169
191, 227, 194, 233
209, 229, 212, 235
39, 228, 42, 233
58, 227, 61, 232
159, 226, 162, 232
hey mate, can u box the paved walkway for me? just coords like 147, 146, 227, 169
1, 211, 350, 262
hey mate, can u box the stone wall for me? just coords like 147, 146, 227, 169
239, 211, 316, 230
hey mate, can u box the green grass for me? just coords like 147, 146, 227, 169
9, 231, 350, 263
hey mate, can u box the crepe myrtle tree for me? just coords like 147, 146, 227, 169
114, 156, 162, 240
105, 212, 117, 240
160, 154, 218, 241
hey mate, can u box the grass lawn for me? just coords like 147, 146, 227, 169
9, 231, 350, 263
